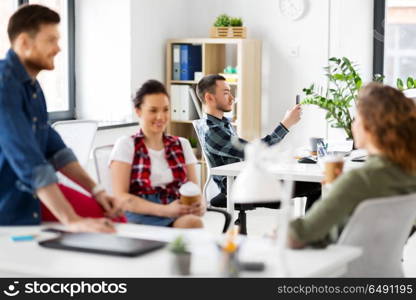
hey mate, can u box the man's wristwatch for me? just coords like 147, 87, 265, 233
91, 184, 105, 196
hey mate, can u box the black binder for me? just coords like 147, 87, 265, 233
39, 232, 166, 257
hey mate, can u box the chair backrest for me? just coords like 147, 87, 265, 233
337, 193, 416, 277
192, 119, 220, 203
93, 145, 114, 195
53, 120, 98, 167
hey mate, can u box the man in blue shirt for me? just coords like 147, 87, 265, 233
196, 74, 321, 209
0, 4, 120, 232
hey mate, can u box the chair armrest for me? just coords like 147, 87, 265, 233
207, 207, 232, 233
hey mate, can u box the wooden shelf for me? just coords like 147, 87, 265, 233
167, 38, 251, 45
166, 38, 262, 188
169, 80, 198, 85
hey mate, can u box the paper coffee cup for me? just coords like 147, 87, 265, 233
324, 155, 344, 184
179, 182, 201, 205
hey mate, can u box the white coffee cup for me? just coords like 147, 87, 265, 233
179, 182, 201, 205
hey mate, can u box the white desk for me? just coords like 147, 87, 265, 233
0, 224, 361, 278
211, 159, 363, 214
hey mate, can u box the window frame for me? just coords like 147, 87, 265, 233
373, 0, 386, 77
19, 0, 75, 121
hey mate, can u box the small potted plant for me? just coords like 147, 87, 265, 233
168, 235, 191, 276
210, 14, 246, 39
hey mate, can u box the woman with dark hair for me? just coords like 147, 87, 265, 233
110, 80, 204, 228
288, 83, 416, 248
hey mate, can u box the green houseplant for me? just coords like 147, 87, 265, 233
188, 137, 198, 149
302, 56, 416, 140
301, 56, 415, 140
396, 76, 416, 91
301, 57, 362, 140
188, 137, 199, 158
211, 14, 246, 38
214, 14, 231, 27
230, 17, 243, 27
213, 14, 244, 27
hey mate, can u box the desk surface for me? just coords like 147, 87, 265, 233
211, 159, 363, 183
0, 224, 361, 278
211, 161, 323, 182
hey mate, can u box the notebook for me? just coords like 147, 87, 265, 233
39, 232, 166, 257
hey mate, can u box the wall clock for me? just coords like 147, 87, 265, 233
279, 0, 307, 21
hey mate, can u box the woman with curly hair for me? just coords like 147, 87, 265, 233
288, 82, 416, 248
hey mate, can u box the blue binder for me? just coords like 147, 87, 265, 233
180, 45, 202, 81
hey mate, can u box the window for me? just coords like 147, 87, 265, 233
374, 0, 416, 85
28, 0, 75, 120
0, 0, 74, 120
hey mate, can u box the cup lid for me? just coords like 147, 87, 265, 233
179, 182, 201, 196
323, 154, 344, 163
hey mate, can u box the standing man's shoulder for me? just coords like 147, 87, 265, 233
0, 59, 22, 99
0, 59, 12, 87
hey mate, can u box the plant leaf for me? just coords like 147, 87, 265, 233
397, 78, 404, 90
333, 74, 344, 80
407, 77, 415, 89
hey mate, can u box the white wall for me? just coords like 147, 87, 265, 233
75, 0, 132, 123
183, 0, 374, 147
329, 0, 374, 82
328, 0, 374, 140
130, 0, 191, 94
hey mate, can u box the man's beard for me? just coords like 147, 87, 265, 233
25, 56, 53, 72
216, 103, 232, 113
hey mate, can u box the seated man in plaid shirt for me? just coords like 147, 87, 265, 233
196, 74, 321, 210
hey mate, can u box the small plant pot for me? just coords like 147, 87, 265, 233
192, 147, 199, 158
210, 26, 247, 39
170, 252, 191, 276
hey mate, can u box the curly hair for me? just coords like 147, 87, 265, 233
357, 82, 416, 173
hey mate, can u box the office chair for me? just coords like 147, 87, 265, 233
337, 193, 416, 277
93, 145, 231, 233
53, 120, 98, 167
192, 119, 275, 235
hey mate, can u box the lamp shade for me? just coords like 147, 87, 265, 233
230, 141, 281, 203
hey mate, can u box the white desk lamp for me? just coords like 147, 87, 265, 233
231, 140, 282, 203
230, 140, 294, 276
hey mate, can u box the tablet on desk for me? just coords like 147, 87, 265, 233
39, 232, 166, 257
